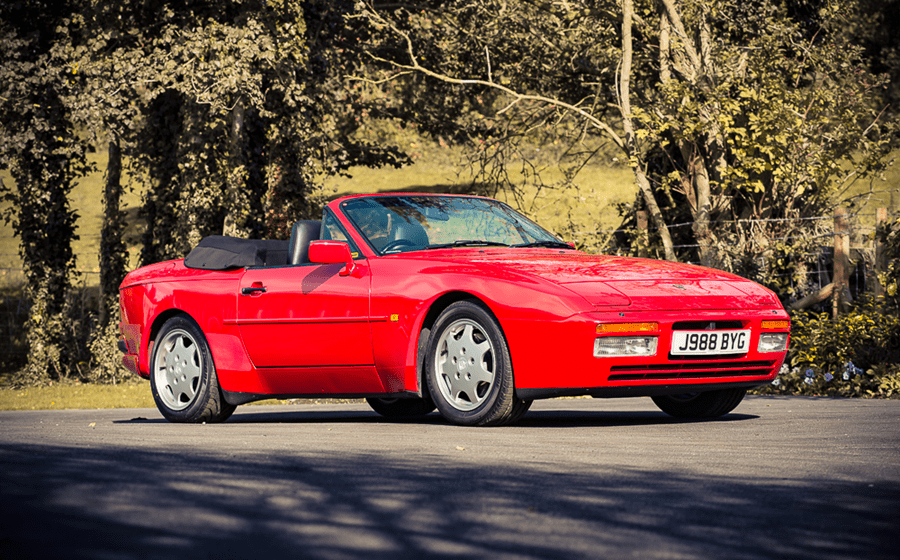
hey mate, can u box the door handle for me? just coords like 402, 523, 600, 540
241, 284, 267, 295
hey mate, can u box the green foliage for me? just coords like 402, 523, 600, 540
354, 0, 624, 197
2, 0, 898, 388
876, 214, 900, 305
86, 301, 131, 384
354, 0, 897, 272
757, 299, 900, 397
631, 0, 896, 267
2, 1, 427, 383
0, 0, 91, 382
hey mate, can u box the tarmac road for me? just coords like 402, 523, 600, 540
0, 395, 898, 560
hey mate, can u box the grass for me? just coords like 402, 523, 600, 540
327, 154, 636, 245
1, 145, 638, 287
0, 378, 350, 411
0, 379, 157, 411
3, 147, 896, 285
1, 150, 148, 289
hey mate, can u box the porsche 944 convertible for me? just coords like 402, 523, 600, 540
118, 193, 790, 426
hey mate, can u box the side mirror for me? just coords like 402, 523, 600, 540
308, 240, 357, 276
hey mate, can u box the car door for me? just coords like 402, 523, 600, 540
236, 260, 373, 368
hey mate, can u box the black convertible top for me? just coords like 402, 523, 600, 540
183, 235, 289, 270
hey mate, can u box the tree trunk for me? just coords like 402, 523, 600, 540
621, 0, 676, 261
99, 135, 127, 328
223, 98, 248, 238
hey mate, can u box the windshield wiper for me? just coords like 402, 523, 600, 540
511, 241, 573, 249
425, 240, 510, 250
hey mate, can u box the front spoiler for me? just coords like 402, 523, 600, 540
517, 380, 769, 401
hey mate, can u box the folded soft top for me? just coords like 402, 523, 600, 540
183, 235, 289, 270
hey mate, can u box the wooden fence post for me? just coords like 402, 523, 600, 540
833, 207, 850, 319
875, 207, 888, 299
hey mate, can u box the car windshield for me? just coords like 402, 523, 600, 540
340, 195, 565, 255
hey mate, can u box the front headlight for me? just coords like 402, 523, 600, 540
594, 336, 658, 357
757, 333, 789, 353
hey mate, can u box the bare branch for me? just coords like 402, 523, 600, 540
356, 2, 625, 150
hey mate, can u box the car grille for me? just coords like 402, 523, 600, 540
607, 360, 777, 382
671, 320, 745, 330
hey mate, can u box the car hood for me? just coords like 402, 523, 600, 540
418, 249, 781, 310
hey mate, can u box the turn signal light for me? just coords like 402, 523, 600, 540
596, 322, 659, 334
761, 320, 790, 330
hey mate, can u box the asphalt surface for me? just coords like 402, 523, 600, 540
0, 396, 897, 560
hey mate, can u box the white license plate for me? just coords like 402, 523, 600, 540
670, 330, 750, 355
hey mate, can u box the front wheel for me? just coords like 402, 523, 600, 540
425, 301, 529, 426
651, 388, 746, 418
150, 316, 236, 423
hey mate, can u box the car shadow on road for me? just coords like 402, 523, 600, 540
122, 408, 759, 428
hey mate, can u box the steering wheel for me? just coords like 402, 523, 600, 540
381, 239, 417, 254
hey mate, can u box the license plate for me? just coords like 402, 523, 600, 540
670, 330, 750, 355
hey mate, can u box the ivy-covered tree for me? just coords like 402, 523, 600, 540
119, 0, 409, 258
2, 0, 414, 382
0, 0, 91, 383
55, 2, 147, 329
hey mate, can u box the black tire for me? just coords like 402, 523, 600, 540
366, 396, 436, 418
425, 300, 528, 426
651, 388, 747, 418
506, 398, 534, 424
149, 316, 236, 423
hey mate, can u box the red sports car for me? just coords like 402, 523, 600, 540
118, 193, 790, 426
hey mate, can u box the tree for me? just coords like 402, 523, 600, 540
352, 0, 896, 272
2, 0, 413, 382
0, 0, 91, 383
636, 0, 894, 271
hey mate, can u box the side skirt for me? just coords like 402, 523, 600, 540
222, 389, 421, 406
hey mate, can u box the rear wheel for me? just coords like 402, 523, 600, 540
150, 316, 236, 423
651, 388, 746, 418
366, 397, 436, 418
425, 301, 529, 426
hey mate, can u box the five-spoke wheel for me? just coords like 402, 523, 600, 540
150, 316, 236, 423
426, 301, 531, 426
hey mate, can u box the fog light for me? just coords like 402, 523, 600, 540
594, 336, 658, 357
757, 333, 789, 353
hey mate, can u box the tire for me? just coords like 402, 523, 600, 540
425, 300, 529, 426
366, 396, 436, 418
651, 388, 746, 418
507, 398, 534, 424
150, 316, 236, 423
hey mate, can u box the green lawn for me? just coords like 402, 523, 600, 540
0, 379, 157, 410
1, 151, 147, 289
3, 149, 896, 289
1, 148, 638, 288
0, 378, 351, 411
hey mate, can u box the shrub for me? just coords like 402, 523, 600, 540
755, 298, 900, 397
85, 301, 132, 385
876, 215, 900, 307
